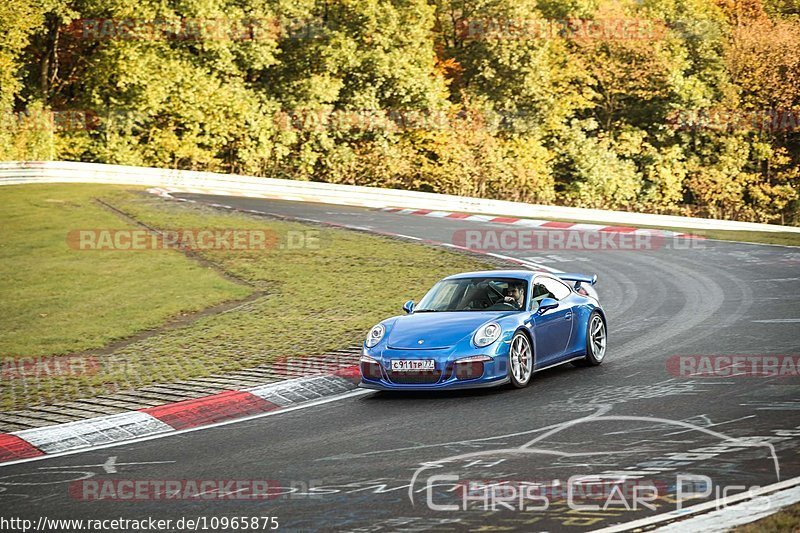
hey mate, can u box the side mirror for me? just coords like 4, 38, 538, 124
537, 297, 559, 314
403, 300, 415, 314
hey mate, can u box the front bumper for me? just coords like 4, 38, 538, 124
359, 375, 510, 391
359, 346, 511, 391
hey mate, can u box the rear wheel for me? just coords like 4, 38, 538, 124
574, 311, 606, 367
509, 332, 533, 388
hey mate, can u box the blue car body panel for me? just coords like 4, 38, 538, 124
360, 270, 606, 391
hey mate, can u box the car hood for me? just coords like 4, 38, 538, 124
386, 312, 509, 350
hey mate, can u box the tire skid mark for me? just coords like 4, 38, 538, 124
655, 252, 754, 356
611, 253, 724, 361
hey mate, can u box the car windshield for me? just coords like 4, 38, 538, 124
416, 277, 527, 312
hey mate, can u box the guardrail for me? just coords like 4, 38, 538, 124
1, 160, 798, 234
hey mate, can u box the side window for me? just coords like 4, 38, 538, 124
530, 280, 553, 310
540, 277, 571, 301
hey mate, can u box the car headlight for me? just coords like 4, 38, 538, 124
365, 324, 385, 348
473, 322, 501, 347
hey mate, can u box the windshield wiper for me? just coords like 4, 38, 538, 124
414, 309, 440, 312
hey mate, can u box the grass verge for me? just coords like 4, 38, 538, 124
734, 501, 800, 532
0, 184, 250, 356
0, 184, 490, 410
486, 213, 800, 247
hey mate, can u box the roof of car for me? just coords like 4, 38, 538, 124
443, 270, 545, 280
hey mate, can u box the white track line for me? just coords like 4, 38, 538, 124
595, 475, 800, 532
653, 484, 800, 532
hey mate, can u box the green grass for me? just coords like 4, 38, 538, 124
458, 206, 800, 247
0, 184, 251, 357
0, 184, 491, 409
499, 214, 800, 247
544, 217, 800, 247
688, 228, 800, 247
734, 502, 800, 532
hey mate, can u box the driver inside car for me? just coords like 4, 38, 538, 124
503, 283, 525, 309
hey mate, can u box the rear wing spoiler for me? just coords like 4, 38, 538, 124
555, 273, 597, 288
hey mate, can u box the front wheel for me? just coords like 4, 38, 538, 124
574, 311, 607, 367
509, 332, 533, 388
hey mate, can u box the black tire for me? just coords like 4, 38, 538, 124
508, 331, 534, 388
573, 311, 607, 367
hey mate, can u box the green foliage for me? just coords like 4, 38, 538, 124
0, 0, 47, 109
1, 0, 798, 224
556, 121, 642, 210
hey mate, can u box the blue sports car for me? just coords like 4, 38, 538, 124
359, 270, 607, 390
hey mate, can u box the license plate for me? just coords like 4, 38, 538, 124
391, 359, 435, 372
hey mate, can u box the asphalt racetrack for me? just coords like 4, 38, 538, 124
2, 195, 799, 532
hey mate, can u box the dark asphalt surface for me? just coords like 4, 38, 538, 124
1, 195, 799, 532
